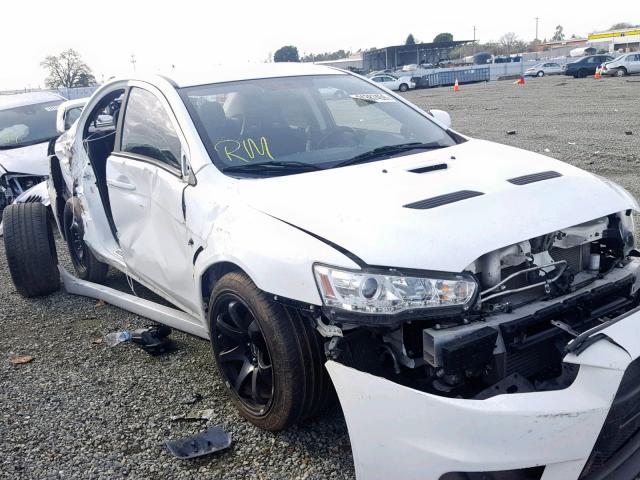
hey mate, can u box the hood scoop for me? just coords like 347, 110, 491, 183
508, 170, 562, 185
404, 190, 484, 210
408, 163, 448, 174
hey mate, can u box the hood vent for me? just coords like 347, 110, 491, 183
508, 170, 562, 185
409, 163, 448, 174
404, 190, 484, 210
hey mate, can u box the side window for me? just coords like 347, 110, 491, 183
121, 88, 182, 170
371, 77, 382, 83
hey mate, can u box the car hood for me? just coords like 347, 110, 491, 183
238, 139, 638, 272
0, 141, 50, 176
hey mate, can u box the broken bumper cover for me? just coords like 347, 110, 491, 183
327, 307, 640, 480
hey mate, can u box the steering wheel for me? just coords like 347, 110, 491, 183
316, 126, 364, 148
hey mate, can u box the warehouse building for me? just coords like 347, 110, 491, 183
362, 40, 473, 72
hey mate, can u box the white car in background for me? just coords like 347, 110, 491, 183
602, 53, 640, 77
369, 73, 416, 92
524, 62, 563, 77
4, 63, 640, 480
0, 91, 64, 232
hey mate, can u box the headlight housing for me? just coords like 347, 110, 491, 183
313, 264, 477, 315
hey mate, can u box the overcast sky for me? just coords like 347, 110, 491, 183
1, 0, 638, 90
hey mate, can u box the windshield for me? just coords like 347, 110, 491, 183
0, 100, 62, 149
179, 74, 458, 177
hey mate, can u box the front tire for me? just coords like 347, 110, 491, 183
616, 68, 627, 77
537, 71, 544, 77
63, 198, 108, 283
3, 203, 60, 297
399, 83, 409, 92
209, 272, 330, 431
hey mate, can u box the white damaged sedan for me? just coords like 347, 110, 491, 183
4, 63, 640, 480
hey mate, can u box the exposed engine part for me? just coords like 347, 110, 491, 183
480, 260, 567, 303
0, 173, 46, 217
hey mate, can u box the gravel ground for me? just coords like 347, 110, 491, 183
1, 74, 639, 479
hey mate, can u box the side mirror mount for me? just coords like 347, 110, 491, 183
182, 154, 196, 186
429, 109, 452, 129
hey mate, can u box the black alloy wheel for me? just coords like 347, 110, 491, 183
211, 294, 274, 415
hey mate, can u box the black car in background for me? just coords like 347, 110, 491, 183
563, 55, 615, 78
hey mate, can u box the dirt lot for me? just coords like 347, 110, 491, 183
1, 75, 639, 480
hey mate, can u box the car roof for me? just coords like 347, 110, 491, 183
164, 63, 346, 88
0, 91, 65, 111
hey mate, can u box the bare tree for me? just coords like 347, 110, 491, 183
499, 32, 520, 54
41, 49, 96, 88
610, 22, 634, 30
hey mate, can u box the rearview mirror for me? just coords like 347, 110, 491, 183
429, 109, 452, 129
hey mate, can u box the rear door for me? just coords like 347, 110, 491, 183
106, 84, 198, 312
628, 54, 640, 74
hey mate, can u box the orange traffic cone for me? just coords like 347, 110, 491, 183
453, 79, 460, 92
514, 76, 525, 85
594, 67, 601, 79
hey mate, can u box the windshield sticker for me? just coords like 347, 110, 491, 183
44, 105, 59, 111
214, 137, 275, 163
349, 93, 395, 103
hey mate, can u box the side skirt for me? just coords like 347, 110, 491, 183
59, 266, 209, 339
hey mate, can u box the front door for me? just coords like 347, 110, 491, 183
106, 85, 198, 313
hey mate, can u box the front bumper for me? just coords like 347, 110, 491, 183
327, 305, 640, 480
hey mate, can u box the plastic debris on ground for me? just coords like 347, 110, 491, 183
506, 130, 517, 135
181, 393, 203, 405
171, 408, 215, 422
104, 326, 175, 354
165, 426, 231, 459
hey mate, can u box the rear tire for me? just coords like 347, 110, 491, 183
578, 69, 588, 78
399, 83, 409, 92
616, 68, 627, 77
63, 198, 108, 283
3, 203, 60, 297
209, 272, 331, 431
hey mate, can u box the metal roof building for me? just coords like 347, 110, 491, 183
588, 28, 640, 52
362, 40, 474, 72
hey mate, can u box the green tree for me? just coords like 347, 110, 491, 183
41, 49, 96, 88
551, 25, 565, 42
405, 34, 416, 45
274, 46, 299, 63
433, 32, 453, 43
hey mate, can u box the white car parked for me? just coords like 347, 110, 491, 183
368, 73, 416, 92
524, 61, 563, 77
4, 63, 640, 480
0, 92, 64, 225
602, 52, 640, 77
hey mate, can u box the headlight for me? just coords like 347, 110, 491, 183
313, 264, 477, 315
619, 211, 635, 254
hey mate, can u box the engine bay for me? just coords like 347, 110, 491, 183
321, 212, 640, 399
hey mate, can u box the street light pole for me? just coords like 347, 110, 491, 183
130, 54, 137, 72
535, 17, 540, 41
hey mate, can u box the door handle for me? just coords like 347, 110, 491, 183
107, 179, 136, 191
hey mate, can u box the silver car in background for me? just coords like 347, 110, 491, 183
602, 53, 640, 77
524, 62, 563, 77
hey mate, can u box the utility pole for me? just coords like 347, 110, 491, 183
473, 25, 477, 55
130, 54, 137, 72
535, 17, 540, 41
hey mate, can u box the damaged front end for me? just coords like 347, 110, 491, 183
310, 211, 640, 479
